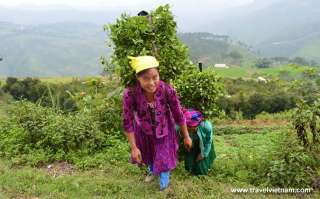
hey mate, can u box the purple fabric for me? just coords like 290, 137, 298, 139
122, 81, 186, 174
183, 108, 204, 127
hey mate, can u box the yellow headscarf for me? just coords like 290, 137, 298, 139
128, 56, 159, 74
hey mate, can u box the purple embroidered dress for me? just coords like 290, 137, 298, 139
122, 80, 186, 175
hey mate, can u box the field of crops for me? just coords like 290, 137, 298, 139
211, 65, 309, 79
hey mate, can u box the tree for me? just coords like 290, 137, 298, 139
291, 57, 309, 66
255, 58, 271, 68
228, 50, 243, 65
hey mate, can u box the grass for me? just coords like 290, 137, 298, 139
0, 77, 79, 84
212, 67, 249, 78
39, 77, 83, 83
210, 65, 310, 79
0, 125, 318, 198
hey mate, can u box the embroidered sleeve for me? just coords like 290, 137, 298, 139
122, 88, 135, 133
166, 83, 186, 125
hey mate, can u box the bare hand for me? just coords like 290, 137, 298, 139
184, 136, 192, 151
131, 147, 142, 164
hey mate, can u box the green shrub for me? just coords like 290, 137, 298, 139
0, 120, 29, 157
0, 101, 121, 167
293, 99, 320, 147
174, 70, 224, 118
218, 78, 304, 119
266, 133, 319, 187
2, 77, 79, 112
92, 96, 123, 138
2, 77, 46, 102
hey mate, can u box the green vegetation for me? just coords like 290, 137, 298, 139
0, 119, 319, 198
0, 22, 109, 77
293, 99, 320, 147
0, 4, 319, 198
1, 74, 320, 197
178, 32, 256, 67
217, 77, 320, 119
174, 70, 224, 118
106, 4, 194, 86
211, 65, 315, 79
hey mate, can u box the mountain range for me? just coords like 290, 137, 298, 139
1, 0, 320, 76
207, 0, 320, 61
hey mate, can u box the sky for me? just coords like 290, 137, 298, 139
0, 0, 255, 10
0, 0, 257, 31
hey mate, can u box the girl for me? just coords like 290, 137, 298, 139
122, 56, 192, 190
178, 108, 216, 175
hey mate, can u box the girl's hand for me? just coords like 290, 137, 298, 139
184, 136, 192, 151
131, 147, 142, 164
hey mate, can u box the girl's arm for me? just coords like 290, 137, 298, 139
122, 88, 142, 163
166, 84, 192, 150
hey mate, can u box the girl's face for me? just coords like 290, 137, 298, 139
137, 68, 160, 94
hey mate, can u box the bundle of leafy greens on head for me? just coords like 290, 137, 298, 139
105, 4, 194, 87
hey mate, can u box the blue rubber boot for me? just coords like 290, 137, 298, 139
159, 171, 170, 191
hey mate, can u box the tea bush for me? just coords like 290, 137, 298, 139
217, 78, 312, 119
2, 77, 78, 112
92, 95, 123, 138
174, 70, 224, 118
293, 99, 320, 147
266, 132, 319, 187
0, 101, 124, 167
106, 4, 195, 86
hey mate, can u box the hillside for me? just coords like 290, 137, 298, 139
1, 1, 320, 69
178, 32, 257, 67
208, 0, 320, 62
254, 22, 320, 62
0, 22, 109, 77
0, 23, 255, 77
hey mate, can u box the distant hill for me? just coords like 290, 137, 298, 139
208, 0, 320, 62
255, 22, 320, 62
178, 32, 257, 67
0, 22, 109, 77
1, 0, 320, 69
0, 22, 255, 77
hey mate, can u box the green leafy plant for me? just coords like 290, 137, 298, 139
266, 132, 319, 188
293, 99, 320, 147
105, 4, 194, 86
0, 101, 114, 167
174, 70, 224, 118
